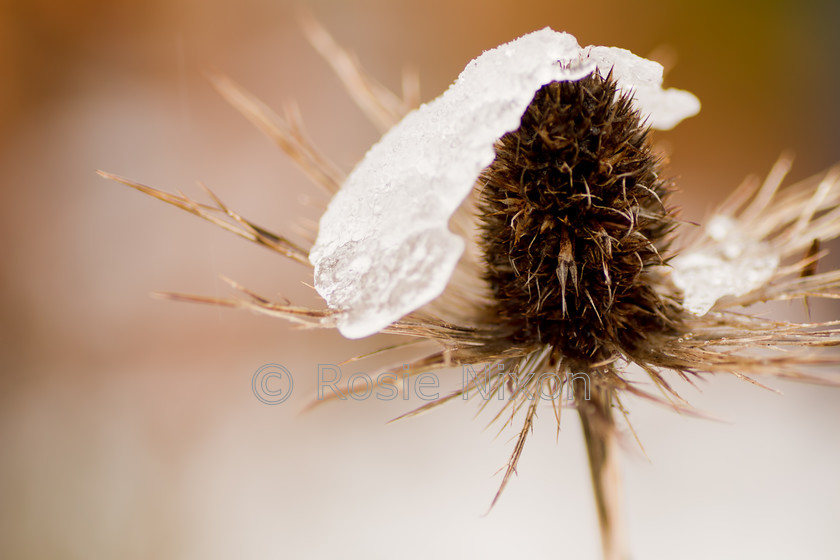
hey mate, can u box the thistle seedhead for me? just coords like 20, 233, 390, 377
103, 23, 840, 560
479, 73, 683, 371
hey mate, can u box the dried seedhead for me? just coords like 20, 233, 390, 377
102, 22, 840, 560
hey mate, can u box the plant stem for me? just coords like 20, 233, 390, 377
576, 383, 627, 560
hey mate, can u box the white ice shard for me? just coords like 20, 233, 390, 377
671, 215, 780, 316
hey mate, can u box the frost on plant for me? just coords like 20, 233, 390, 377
310, 28, 701, 338
672, 215, 780, 315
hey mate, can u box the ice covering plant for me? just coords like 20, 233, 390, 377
309, 28, 699, 339
102, 21, 840, 560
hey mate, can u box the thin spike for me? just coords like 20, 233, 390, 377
98, 171, 311, 265
300, 13, 414, 131
209, 74, 345, 194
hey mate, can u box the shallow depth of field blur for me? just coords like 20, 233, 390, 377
2, 1, 839, 558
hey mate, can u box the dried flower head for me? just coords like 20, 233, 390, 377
101, 21, 840, 560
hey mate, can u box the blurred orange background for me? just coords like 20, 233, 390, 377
1, 1, 839, 558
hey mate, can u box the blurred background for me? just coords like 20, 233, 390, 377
1, 0, 839, 558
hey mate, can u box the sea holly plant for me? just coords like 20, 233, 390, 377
101, 20, 840, 560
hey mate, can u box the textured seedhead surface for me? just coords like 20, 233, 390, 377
479, 73, 684, 370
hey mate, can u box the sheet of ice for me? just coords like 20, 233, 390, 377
310, 28, 702, 339
585, 46, 700, 130
671, 215, 780, 316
